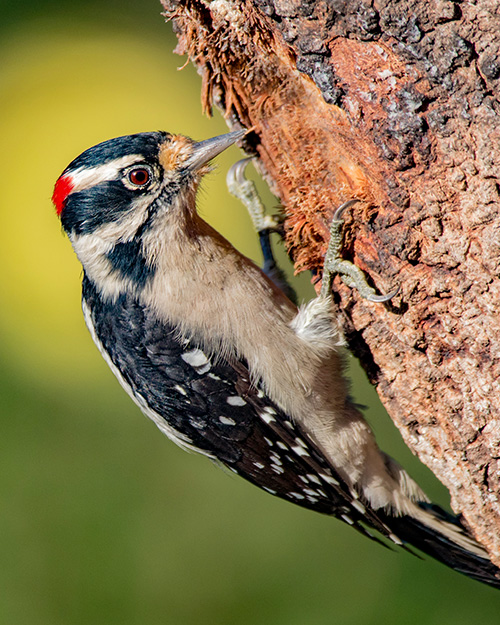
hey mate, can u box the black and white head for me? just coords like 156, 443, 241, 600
52, 130, 245, 298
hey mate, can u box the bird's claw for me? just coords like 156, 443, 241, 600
320, 199, 398, 303
227, 158, 280, 233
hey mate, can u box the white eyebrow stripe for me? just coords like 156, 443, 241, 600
67, 154, 145, 194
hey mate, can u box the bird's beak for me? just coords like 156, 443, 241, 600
185, 130, 247, 171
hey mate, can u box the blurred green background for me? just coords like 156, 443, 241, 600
1, 1, 499, 623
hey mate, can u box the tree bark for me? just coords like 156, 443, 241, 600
161, 0, 500, 563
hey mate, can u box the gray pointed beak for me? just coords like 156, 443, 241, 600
185, 130, 247, 171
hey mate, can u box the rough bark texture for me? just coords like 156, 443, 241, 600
161, 0, 500, 563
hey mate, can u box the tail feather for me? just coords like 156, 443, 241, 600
381, 503, 500, 589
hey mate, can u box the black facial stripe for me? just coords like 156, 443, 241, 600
61, 163, 189, 237
61, 180, 142, 235
106, 239, 156, 288
63, 131, 169, 174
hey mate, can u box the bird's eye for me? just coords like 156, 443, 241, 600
125, 166, 153, 188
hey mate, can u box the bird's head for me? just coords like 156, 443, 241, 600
53, 130, 245, 236
52, 130, 245, 296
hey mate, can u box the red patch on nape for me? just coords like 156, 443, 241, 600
52, 175, 74, 216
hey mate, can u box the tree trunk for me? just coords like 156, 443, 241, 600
161, 0, 500, 564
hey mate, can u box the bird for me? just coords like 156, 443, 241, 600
52, 128, 500, 588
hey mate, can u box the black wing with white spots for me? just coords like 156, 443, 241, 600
82, 276, 399, 544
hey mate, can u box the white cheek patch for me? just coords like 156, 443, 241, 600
67, 154, 145, 193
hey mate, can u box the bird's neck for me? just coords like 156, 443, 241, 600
71, 188, 204, 302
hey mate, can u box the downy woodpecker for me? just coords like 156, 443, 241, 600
53, 129, 500, 588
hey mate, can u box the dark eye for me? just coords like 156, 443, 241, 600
126, 167, 152, 187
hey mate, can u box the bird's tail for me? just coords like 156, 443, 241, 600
380, 502, 500, 588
